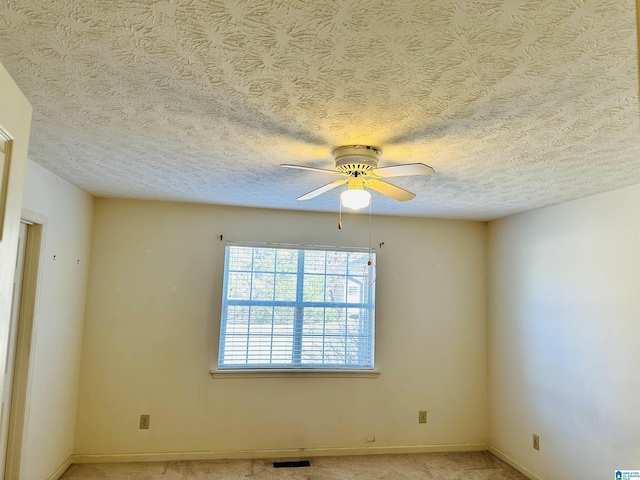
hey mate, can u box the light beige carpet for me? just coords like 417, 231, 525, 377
60, 451, 529, 479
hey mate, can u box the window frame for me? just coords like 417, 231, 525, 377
215, 242, 376, 372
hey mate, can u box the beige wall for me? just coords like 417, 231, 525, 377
74, 198, 488, 457
21, 160, 94, 479
488, 184, 640, 479
0, 63, 31, 471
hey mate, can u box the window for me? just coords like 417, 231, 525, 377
218, 243, 375, 370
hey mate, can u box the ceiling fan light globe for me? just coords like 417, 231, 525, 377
341, 189, 371, 210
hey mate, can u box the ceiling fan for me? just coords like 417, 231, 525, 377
281, 145, 435, 210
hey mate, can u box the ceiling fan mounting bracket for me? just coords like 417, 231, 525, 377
333, 145, 381, 174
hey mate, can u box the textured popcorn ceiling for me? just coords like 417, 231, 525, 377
0, 0, 638, 220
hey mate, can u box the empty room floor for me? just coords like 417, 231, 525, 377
60, 451, 528, 479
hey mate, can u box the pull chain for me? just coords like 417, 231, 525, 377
366, 200, 376, 285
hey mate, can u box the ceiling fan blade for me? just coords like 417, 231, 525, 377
371, 163, 435, 178
281, 164, 342, 175
297, 179, 348, 201
365, 179, 416, 202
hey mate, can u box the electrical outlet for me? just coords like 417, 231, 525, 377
140, 414, 150, 429
533, 434, 540, 450
418, 410, 427, 424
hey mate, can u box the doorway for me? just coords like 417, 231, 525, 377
1, 220, 42, 479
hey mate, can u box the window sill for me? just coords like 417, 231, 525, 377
210, 369, 380, 379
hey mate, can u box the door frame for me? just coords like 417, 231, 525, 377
4, 209, 46, 479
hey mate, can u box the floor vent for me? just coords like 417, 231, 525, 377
273, 460, 311, 468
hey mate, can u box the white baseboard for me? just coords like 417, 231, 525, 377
488, 444, 543, 480
47, 455, 74, 480
72, 443, 487, 464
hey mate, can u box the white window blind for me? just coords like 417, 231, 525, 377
218, 244, 376, 369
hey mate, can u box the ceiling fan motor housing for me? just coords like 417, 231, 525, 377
334, 145, 380, 174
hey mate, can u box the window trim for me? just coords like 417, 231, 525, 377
209, 368, 380, 379
217, 241, 376, 371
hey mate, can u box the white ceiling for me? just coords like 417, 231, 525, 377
0, 0, 638, 220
